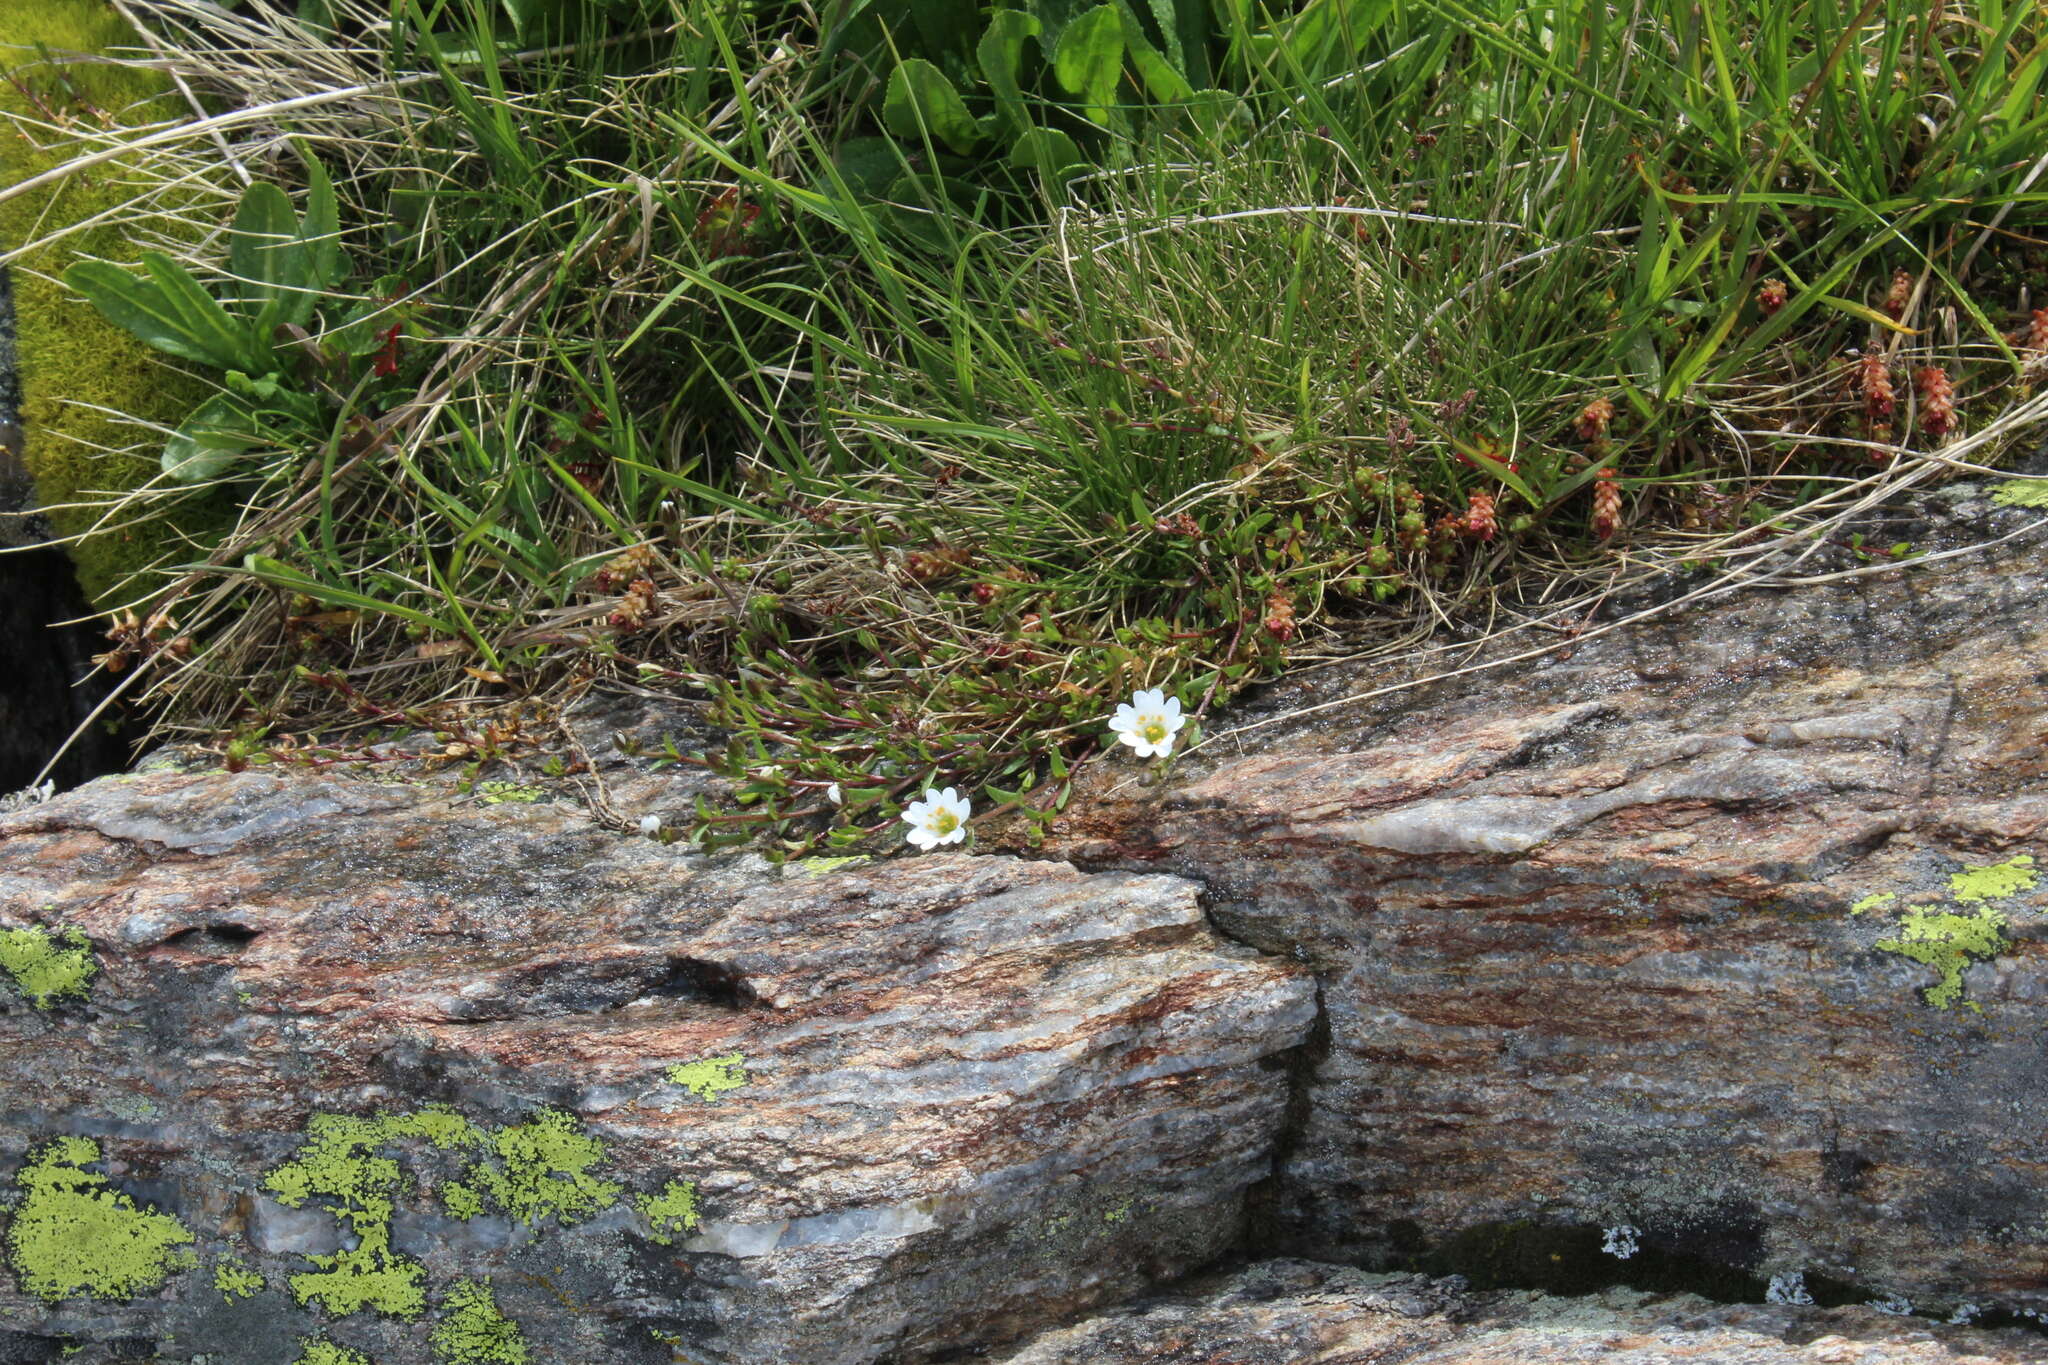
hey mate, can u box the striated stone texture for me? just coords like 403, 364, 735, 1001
1040, 505, 2048, 1315
991, 1259, 2048, 1364
0, 769, 1314, 1363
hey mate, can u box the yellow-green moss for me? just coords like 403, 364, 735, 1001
0, 924, 95, 1008
4, 1135, 196, 1302
634, 1180, 700, 1246
293, 1337, 373, 1365
213, 1258, 264, 1300
0, 0, 219, 604
666, 1053, 749, 1102
429, 1279, 528, 1365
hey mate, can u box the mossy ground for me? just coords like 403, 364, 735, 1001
0, 0, 221, 605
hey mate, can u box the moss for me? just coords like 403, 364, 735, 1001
4, 1135, 196, 1302
1876, 904, 2008, 1012
293, 1337, 373, 1365
0, 925, 95, 1008
635, 1180, 700, 1246
1949, 855, 2037, 905
429, 1279, 528, 1365
0, 0, 222, 605
213, 1258, 264, 1300
667, 1053, 749, 1102
462, 1108, 619, 1228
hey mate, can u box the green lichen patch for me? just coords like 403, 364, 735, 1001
1848, 892, 1896, 916
430, 1279, 528, 1365
635, 1180, 701, 1246
1949, 855, 2037, 905
294, 1336, 372, 1365
457, 1108, 619, 1229
0, 925, 97, 1009
263, 1108, 488, 1319
474, 782, 544, 805
667, 1053, 749, 1102
1876, 905, 2009, 1012
213, 1258, 265, 1300
5, 1135, 196, 1302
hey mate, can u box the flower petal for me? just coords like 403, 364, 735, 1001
1131, 688, 1163, 711
1161, 695, 1183, 720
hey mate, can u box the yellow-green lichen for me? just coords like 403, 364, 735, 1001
667, 1053, 749, 1102
0, 925, 96, 1008
0, 0, 223, 605
293, 1336, 372, 1365
263, 1109, 488, 1319
1876, 905, 2008, 1012
4, 1135, 196, 1302
459, 1108, 619, 1228
213, 1258, 264, 1300
788, 855, 870, 878
429, 1279, 528, 1365
474, 782, 543, 805
635, 1180, 701, 1246
264, 1105, 621, 1320
1949, 855, 2037, 905
1848, 892, 1896, 916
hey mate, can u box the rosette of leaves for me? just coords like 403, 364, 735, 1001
63, 154, 409, 484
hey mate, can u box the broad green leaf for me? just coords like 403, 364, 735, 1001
228, 181, 310, 330
161, 392, 269, 483
907, 0, 979, 60
883, 58, 986, 155
66, 260, 251, 371
1116, 6, 1193, 103
1053, 4, 1125, 125
141, 251, 272, 373
828, 135, 906, 200
1009, 127, 1086, 183
978, 9, 1042, 135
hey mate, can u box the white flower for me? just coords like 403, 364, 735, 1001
638, 814, 662, 836
901, 787, 970, 850
826, 783, 843, 805
1107, 687, 1186, 759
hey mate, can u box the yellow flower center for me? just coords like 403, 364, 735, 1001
928, 809, 960, 837
1140, 719, 1169, 744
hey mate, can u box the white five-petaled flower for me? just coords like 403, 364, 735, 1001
1108, 687, 1186, 759
637, 814, 662, 836
901, 787, 970, 850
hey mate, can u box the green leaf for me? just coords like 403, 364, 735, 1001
978, 9, 1042, 135
299, 150, 347, 290
228, 181, 312, 330
161, 392, 269, 483
241, 555, 462, 635
1053, 4, 1126, 125
883, 58, 987, 155
64, 258, 260, 372
142, 252, 272, 372
1116, 6, 1194, 103
1009, 127, 1086, 183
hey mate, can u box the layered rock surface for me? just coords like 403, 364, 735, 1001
0, 770, 1313, 1362
1041, 503, 2048, 1316
992, 1259, 2048, 1364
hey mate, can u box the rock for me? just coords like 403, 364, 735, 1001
1039, 521, 2048, 1313
990, 1259, 2048, 1363
0, 769, 1314, 1362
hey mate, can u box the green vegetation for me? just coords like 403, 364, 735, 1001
1861, 855, 2039, 1011
668, 1053, 750, 1102
0, 924, 96, 1008
430, 1279, 529, 1365
636, 1179, 703, 1245
0, 0, 219, 605
213, 1258, 266, 1300
13, 0, 2048, 851
5, 1136, 197, 1302
293, 1337, 373, 1365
